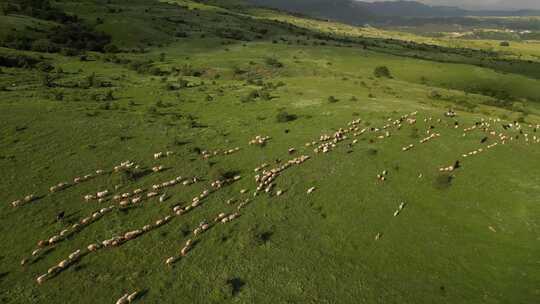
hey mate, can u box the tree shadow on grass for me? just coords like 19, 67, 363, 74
434, 174, 453, 190
226, 277, 245, 297
0, 272, 9, 282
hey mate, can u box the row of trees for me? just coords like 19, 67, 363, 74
1, 0, 111, 54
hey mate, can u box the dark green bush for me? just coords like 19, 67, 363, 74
374, 66, 392, 78
276, 111, 297, 123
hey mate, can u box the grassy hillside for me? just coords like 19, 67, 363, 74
1, 1, 539, 303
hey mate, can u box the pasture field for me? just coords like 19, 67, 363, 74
1, 1, 540, 303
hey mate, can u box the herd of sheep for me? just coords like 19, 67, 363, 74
7, 110, 540, 302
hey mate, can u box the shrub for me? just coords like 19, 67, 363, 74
276, 111, 297, 123
31, 39, 59, 53
328, 96, 339, 103
53, 90, 64, 101
500, 41, 510, 47
36, 62, 54, 72
265, 57, 283, 68
0, 54, 40, 68
49, 22, 111, 52
104, 90, 115, 101
511, 102, 526, 113
374, 66, 392, 78
41, 73, 54, 87
429, 90, 442, 99
103, 44, 119, 53
86, 73, 96, 88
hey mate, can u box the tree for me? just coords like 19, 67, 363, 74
374, 66, 392, 78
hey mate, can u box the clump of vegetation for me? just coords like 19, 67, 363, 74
104, 90, 115, 101
374, 66, 392, 78
276, 110, 297, 123
122, 167, 150, 182
242, 89, 272, 102
328, 96, 339, 103
104, 44, 120, 53
265, 57, 284, 68
429, 90, 442, 99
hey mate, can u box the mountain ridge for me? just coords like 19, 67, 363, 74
248, 0, 540, 24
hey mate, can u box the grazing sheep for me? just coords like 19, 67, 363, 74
96, 190, 109, 199
180, 239, 193, 256
10, 199, 21, 207
249, 135, 271, 146
143, 225, 152, 232
152, 165, 164, 173
68, 249, 81, 260
126, 291, 139, 303
166, 256, 177, 266
116, 294, 129, 304
56, 211, 65, 221
50, 182, 69, 193
376, 170, 388, 181
147, 192, 158, 198
214, 213, 227, 222
125, 230, 142, 240
11, 194, 38, 207
58, 259, 70, 268
402, 144, 414, 151
47, 266, 60, 275
87, 243, 100, 252
36, 274, 48, 284
49, 235, 62, 244
307, 187, 316, 194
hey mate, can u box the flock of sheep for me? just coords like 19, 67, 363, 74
7, 110, 540, 302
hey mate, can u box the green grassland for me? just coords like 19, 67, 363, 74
1, 1, 540, 303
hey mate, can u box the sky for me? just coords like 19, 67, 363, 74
361, 0, 540, 10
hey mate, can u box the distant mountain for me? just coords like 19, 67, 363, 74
360, 1, 468, 17
248, 0, 373, 24
247, 0, 540, 24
